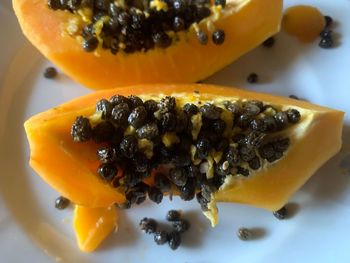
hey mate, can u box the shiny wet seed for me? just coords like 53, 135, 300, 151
139, 217, 157, 234
237, 228, 252, 241
212, 29, 225, 45
55, 196, 70, 210
273, 206, 287, 219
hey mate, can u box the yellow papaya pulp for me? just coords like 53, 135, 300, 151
24, 84, 344, 232
13, 0, 283, 90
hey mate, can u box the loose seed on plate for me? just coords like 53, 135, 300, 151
237, 228, 252, 241
55, 196, 70, 210
166, 210, 182, 222
43, 67, 58, 79
139, 217, 158, 234
273, 206, 288, 219
154, 230, 168, 245
247, 73, 258, 83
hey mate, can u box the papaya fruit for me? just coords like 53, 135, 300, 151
24, 84, 344, 229
73, 205, 118, 252
13, 0, 283, 90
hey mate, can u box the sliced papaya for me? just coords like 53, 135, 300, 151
24, 84, 344, 228
13, 0, 283, 90
73, 205, 118, 252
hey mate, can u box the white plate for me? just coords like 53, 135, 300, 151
1, 0, 350, 262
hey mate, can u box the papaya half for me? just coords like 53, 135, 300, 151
13, 0, 283, 90
24, 84, 344, 230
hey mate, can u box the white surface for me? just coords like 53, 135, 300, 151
1, 0, 350, 262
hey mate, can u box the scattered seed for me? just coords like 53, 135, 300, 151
154, 230, 168, 245
273, 206, 288, 219
263, 37, 275, 47
44, 67, 58, 79
139, 217, 157, 234
319, 37, 333, 49
55, 196, 70, 210
212, 29, 225, 45
324, 15, 333, 28
168, 231, 181, 250
166, 210, 182, 222
247, 73, 258, 83
237, 228, 252, 241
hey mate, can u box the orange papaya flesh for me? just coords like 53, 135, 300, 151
13, 0, 283, 90
24, 84, 344, 227
73, 205, 118, 252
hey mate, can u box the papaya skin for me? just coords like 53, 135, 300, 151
24, 84, 344, 213
13, 0, 283, 90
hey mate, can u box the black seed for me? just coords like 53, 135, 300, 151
161, 112, 177, 132
144, 99, 158, 115
96, 98, 113, 119
168, 231, 181, 250
320, 29, 332, 38
128, 95, 143, 109
172, 219, 190, 233
59, 0, 70, 9
158, 96, 176, 113
48, 0, 61, 10
170, 167, 188, 186
212, 119, 226, 135
98, 163, 118, 181
83, 36, 99, 52
259, 143, 275, 159
173, 16, 185, 32
131, 13, 145, 30
215, 0, 226, 7
200, 104, 222, 120
247, 73, 258, 83
172, 153, 191, 167
196, 6, 211, 21
197, 30, 208, 45
132, 153, 149, 173
250, 118, 265, 131
236, 114, 252, 129
44, 67, 58, 79
273, 138, 290, 152
183, 103, 198, 115
196, 192, 209, 211
263, 37, 275, 47
175, 112, 188, 133
273, 112, 289, 129
173, 0, 186, 12
153, 31, 172, 48
289, 95, 300, 100
225, 146, 240, 166
245, 131, 265, 147
148, 187, 163, 204
245, 103, 261, 117
55, 196, 70, 210
123, 169, 142, 187
139, 217, 157, 234
117, 11, 131, 26
196, 138, 211, 159
273, 206, 288, 219
97, 146, 118, 164
110, 94, 129, 106
119, 135, 137, 158
82, 23, 94, 38
319, 37, 333, 49
136, 123, 159, 140
239, 145, 256, 162
237, 228, 252, 241
216, 138, 229, 152
154, 230, 168, 245
111, 103, 130, 125
166, 210, 181, 221
232, 133, 246, 145
324, 15, 333, 27
237, 166, 249, 176
286, 109, 301, 123
262, 116, 277, 132
248, 156, 261, 170
71, 116, 92, 143
179, 178, 195, 201
212, 29, 225, 45
187, 164, 200, 178
128, 106, 147, 128
135, 195, 147, 205
92, 121, 115, 143
154, 172, 172, 193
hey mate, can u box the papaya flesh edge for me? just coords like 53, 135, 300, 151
24, 84, 344, 222
13, 0, 283, 90
73, 205, 118, 252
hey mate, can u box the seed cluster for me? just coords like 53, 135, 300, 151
139, 210, 190, 250
71, 94, 301, 211
47, 0, 227, 54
